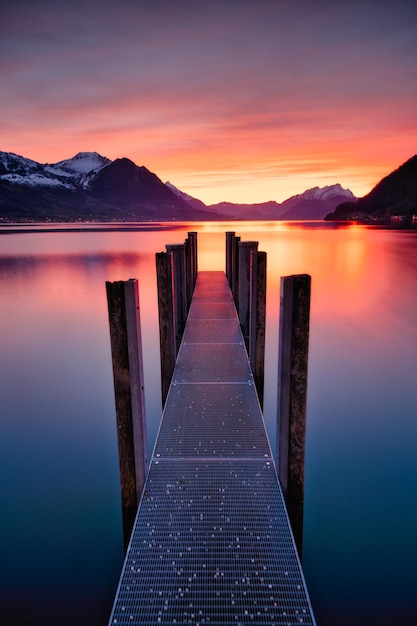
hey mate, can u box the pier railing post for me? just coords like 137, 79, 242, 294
106, 278, 147, 552
226, 231, 235, 288
188, 231, 198, 290
277, 274, 311, 558
156, 252, 176, 406
185, 236, 193, 311
250, 250, 267, 408
166, 243, 187, 354
238, 240, 258, 349
185, 231, 198, 310
231, 235, 240, 308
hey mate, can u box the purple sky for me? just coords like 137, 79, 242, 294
1, 0, 416, 203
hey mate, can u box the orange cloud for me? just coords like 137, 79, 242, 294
1, 0, 416, 204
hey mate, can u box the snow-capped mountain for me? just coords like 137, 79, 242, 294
203, 183, 356, 220
44, 152, 111, 189
1, 148, 414, 223
165, 181, 208, 211
326, 154, 417, 221
51, 152, 110, 175
285, 183, 355, 203
0, 151, 71, 188
0, 151, 214, 222
0, 149, 357, 222
0, 151, 111, 190
277, 183, 356, 220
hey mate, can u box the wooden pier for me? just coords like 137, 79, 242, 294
108, 269, 316, 625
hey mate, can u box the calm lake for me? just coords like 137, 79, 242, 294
1, 221, 416, 626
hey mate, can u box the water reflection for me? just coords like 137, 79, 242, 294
1, 222, 417, 626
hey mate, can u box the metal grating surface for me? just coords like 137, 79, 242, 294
192, 289, 233, 303
109, 272, 316, 625
184, 319, 242, 344
155, 383, 270, 458
174, 344, 252, 383
110, 461, 315, 625
193, 270, 227, 285
189, 301, 237, 320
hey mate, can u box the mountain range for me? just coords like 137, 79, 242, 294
325, 155, 417, 222
1, 150, 416, 223
0, 152, 214, 222
0, 150, 356, 222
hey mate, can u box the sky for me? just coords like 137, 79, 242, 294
1, 0, 416, 204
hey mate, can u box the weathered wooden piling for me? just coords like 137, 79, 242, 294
106, 278, 147, 552
188, 231, 198, 291
231, 234, 240, 307
225, 232, 266, 405
238, 240, 258, 348
156, 235, 198, 405
277, 273, 311, 557
166, 243, 187, 353
249, 250, 267, 408
156, 252, 176, 406
225, 231, 235, 288
185, 237, 193, 311
185, 231, 198, 310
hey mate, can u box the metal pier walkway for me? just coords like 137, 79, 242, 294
109, 271, 316, 625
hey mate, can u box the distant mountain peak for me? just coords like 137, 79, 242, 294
165, 181, 208, 211
0, 149, 215, 222
326, 154, 417, 221
0, 151, 41, 173
2, 149, 415, 223
165, 180, 195, 202
0, 151, 76, 189
74, 151, 103, 159
50, 152, 111, 174
289, 183, 356, 202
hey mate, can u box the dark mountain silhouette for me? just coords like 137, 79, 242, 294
0, 152, 214, 222
326, 155, 417, 221
4, 149, 415, 224
167, 182, 355, 220
91, 159, 182, 207
198, 200, 282, 220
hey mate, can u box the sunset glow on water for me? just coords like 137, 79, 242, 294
1, 0, 416, 622
1, 222, 417, 625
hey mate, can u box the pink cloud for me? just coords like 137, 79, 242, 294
1, 0, 416, 203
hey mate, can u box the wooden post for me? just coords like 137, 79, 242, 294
238, 241, 258, 349
225, 231, 235, 288
250, 250, 267, 408
277, 274, 311, 558
231, 235, 240, 307
185, 231, 198, 309
188, 231, 198, 290
106, 279, 147, 552
185, 236, 193, 311
166, 243, 187, 353
156, 252, 176, 406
